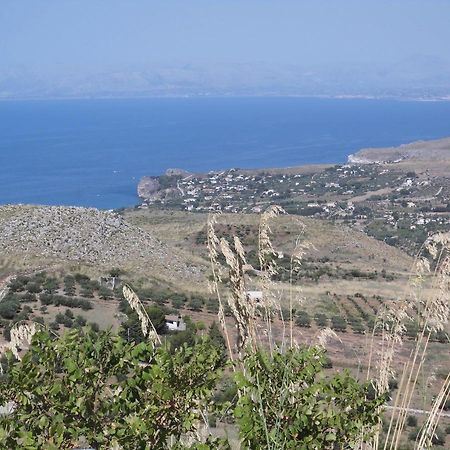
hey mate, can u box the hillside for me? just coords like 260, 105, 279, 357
348, 136, 450, 165
124, 209, 415, 305
0, 205, 205, 284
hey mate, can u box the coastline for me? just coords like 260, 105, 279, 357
2, 93, 450, 103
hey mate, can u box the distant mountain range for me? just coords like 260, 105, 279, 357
2, 56, 450, 100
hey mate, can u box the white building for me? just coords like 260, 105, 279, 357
165, 315, 187, 331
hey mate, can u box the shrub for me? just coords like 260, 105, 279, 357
64, 286, 76, 297
296, 310, 311, 327
33, 316, 45, 325
0, 298, 20, 320
74, 315, 87, 327
80, 287, 94, 298
167, 329, 196, 352
74, 273, 90, 284
55, 312, 73, 328
63, 276, 76, 296
322, 355, 333, 369
187, 298, 204, 312
351, 321, 366, 334
234, 347, 384, 448
2, 326, 11, 341
331, 315, 347, 332
214, 375, 238, 407
39, 293, 54, 305
20, 292, 37, 303
79, 299, 93, 310
44, 295, 93, 311
120, 306, 167, 343
7, 279, 26, 292
206, 299, 219, 313
26, 282, 42, 294
0, 329, 226, 449
315, 312, 328, 328
406, 415, 418, 427
89, 322, 100, 332
43, 277, 59, 294
49, 321, 60, 331
98, 286, 113, 300
171, 297, 185, 310
432, 428, 446, 446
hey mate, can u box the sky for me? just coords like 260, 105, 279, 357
2, 0, 450, 73
1, 0, 450, 98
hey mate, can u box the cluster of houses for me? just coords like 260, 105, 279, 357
139, 164, 450, 247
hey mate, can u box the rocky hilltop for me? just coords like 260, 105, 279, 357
0, 205, 203, 281
348, 136, 450, 164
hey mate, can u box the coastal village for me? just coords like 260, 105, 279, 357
138, 162, 450, 254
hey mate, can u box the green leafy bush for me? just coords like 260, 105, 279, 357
296, 310, 311, 328
234, 347, 383, 449
187, 298, 204, 312
315, 312, 328, 328
0, 329, 226, 450
0, 297, 20, 320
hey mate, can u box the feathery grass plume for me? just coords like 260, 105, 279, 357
207, 207, 309, 357
219, 236, 257, 354
410, 233, 450, 450
122, 284, 161, 346
257, 205, 286, 352
288, 232, 311, 347
363, 300, 411, 450
258, 205, 285, 280
417, 371, 450, 449
375, 300, 411, 395
316, 327, 340, 348
206, 212, 234, 361
9, 322, 37, 361
419, 234, 450, 333
363, 231, 450, 450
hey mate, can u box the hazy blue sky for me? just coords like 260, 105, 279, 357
2, 0, 450, 75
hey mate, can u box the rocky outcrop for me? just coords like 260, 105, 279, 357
137, 176, 161, 199
347, 154, 380, 164
137, 175, 183, 202
0, 205, 203, 281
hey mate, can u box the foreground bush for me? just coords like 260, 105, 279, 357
0, 328, 225, 449
0, 327, 385, 449
234, 347, 383, 449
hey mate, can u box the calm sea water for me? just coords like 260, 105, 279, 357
1, 97, 450, 209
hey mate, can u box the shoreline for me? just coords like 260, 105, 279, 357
1, 94, 450, 103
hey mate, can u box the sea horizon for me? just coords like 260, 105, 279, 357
1, 96, 450, 209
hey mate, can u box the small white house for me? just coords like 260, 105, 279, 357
165, 315, 187, 332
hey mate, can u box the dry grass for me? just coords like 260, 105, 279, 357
122, 284, 161, 346
124, 209, 413, 296
206, 206, 320, 365
363, 232, 450, 450
204, 207, 450, 449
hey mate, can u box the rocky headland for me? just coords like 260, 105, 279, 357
348, 136, 450, 165
137, 168, 193, 202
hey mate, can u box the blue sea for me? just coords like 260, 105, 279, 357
1, 97, 450, 209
